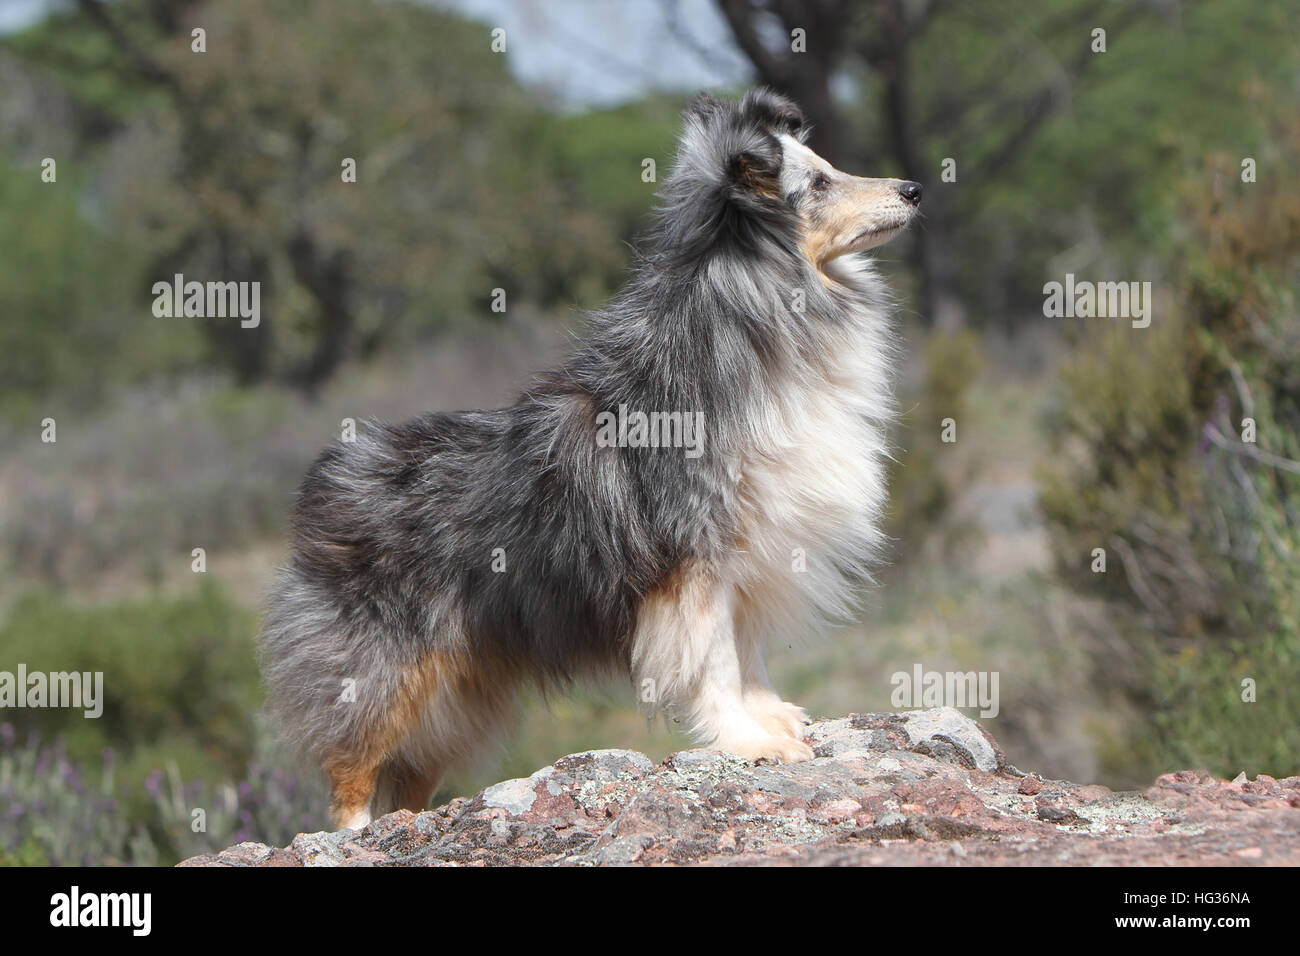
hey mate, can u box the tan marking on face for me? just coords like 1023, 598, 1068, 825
777, 135, 918, 274
800, 177, 915, 267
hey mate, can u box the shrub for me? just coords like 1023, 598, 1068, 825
145, 726, 328, 860
0, 581, 260, 789
0, 724, 328, 865
1038, 85, 1300, 777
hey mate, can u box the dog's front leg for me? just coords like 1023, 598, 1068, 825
733, 621, 811, 743
633, 565, 814, 764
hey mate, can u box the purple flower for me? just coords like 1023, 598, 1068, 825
144, 771, 164, 797
61, 762, 85, 792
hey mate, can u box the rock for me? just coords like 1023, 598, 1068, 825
898, 706, 1004, 772
1018, 775, 1043, 795
178, 709, 1300, 867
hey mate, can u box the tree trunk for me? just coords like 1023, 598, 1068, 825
876, 0, 963, 330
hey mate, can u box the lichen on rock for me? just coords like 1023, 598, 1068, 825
178, 708, 1300, 867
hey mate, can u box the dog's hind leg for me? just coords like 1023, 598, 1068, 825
394, 766, 443, 813
371, 759, 444, 816
319, 647, 462, 831
324, 757, 381, 831
367, 642, 520, 820
633, 563, 813, 764
321, 700, 420, 830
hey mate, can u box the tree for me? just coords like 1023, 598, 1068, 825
37, 0, 619, 390
673, 0, 1151, 329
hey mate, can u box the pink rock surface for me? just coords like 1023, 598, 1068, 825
178, 709, 1300, 867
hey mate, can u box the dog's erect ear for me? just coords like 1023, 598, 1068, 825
664, 88, 808, 242
726, 89, 805, 197
679, 91, 785, 199
739, 88, 806, 139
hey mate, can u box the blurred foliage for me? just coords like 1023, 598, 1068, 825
1039, 84, 1300, 777
878, 0, 1299, 326
2, 0, 1293, 393
145, 735, 328, 862
2, 0, 644, 397
0, 581, 259, 793
0, 722, 329, 865
0, 728, 157, 866
886, 330, 985, 564
0, 153, 187, 420
537, 95, 684, 242
2, 381, 301, 585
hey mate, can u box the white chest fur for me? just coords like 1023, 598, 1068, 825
729, 285, 895, 637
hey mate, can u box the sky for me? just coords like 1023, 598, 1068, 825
0, 0, 754, 108
445, 0, 751, 106
0, 0, 53, 33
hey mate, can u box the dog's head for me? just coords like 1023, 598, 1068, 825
667, 89, 921, 271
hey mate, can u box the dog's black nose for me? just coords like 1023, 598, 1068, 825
899, 181, 923, 205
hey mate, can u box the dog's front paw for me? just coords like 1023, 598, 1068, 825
715, 733, 815, 765
748, 697, 809, 741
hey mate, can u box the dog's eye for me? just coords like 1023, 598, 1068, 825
811, 173, 831, 192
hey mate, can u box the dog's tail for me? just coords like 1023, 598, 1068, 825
257, 563, 407, 821
262, 561, 423, 832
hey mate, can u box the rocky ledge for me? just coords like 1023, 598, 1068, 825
180, 708, 1300, 866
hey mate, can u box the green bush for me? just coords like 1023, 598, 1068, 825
0, 580, 259, 788
0, 154, 187, 423
1038, 86, 1300, 778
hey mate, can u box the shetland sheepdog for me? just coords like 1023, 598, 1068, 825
260, 89, 922, 829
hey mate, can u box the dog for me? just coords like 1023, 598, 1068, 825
260, 89, 921, 829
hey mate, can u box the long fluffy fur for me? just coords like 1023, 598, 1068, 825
259, 89, 915, 828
